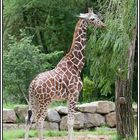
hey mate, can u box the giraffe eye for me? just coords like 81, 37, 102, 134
91, 18, 95, 21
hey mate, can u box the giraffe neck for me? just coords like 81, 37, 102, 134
67, 19, 88, 72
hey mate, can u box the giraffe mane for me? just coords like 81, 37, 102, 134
66, 19, 83, 57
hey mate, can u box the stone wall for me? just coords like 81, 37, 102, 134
3, 101, 137, 130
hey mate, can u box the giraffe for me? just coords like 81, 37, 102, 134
25, 8, 105, 140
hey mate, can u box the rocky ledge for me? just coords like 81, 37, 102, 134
3, 101, 137, 130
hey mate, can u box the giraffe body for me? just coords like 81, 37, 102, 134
25, 8, 105, 140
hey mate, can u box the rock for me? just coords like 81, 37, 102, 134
84, 113, 105, 128
75, 103, 97, 113
55, 106, 68, 115
3, 123, 35, 130
44, 121, 59, 131
46, 109, 61, 123
14, 105, 28, 122
3, 123, 22, 130
3, 109, 17, 123
60, 116, 67, 130
60, 112, 84, 130
94, 101, 115, 114
105, 112, 116, 127
74, 112, 85, 129
4, 121, 58, 131
30, 121, 59, 131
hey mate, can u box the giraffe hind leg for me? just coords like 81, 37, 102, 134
24, 110, 33, 140
36, 107, 49, 139
36, 114, 46, 140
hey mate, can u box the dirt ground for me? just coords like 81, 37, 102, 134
18, 135, 111, 140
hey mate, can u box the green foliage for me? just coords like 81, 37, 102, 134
3, 103, 25, 109
82, 77, 94, 102
3, 0, 108, 52
3, 0, 137, 103
3, 32, 63, 103
86, 0, 137, 95
3, 0, 86, 52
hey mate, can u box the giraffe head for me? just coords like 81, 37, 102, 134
79, 8, 106, 28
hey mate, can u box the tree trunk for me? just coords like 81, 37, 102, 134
115, 28, 137, 138
115, 78, 134, 138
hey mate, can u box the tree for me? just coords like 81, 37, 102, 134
86, 0, 137, 138
115, 27, 137, 138
3, 0, 116, 103
3, 0, 137, 109
3, 0, 88, 53
3, 32, 63, 103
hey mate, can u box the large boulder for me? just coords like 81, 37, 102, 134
55, 106, 68, 115
14, 105, 28, 122
60, 112, 84, 130
94, 101, 115, 114
60, 116, 67, 130
44, 121, 59, 131
46, 109, 61, 123
28, 121, 59, 131
84, 113, 105, 128
75, 103, 97, 113
3, 109, 17, 123
74, 112, 85, 129
105, 112, 116, 127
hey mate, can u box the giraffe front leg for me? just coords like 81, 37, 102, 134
67, 96, 78, 140
67, 112, 74, 140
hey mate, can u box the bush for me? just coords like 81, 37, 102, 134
3, 32, 63, 104
82, 76, 94, 102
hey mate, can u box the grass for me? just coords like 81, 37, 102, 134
3, 101, 67, 109
3, 129, 67, 140
3, 129, 25, 140
3, 127, 137, 140
3, 103, 25, 109
4, 101, 137, 109
50, 101, 67, 108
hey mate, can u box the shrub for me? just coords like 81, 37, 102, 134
3, 32, 63, 103
82, 76, 94, 102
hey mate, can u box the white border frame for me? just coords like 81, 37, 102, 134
1, 0, 3, 139
137, 0, 139, 139
0, 0, 139, 140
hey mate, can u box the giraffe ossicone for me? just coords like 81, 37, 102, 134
25, 8, 105, 140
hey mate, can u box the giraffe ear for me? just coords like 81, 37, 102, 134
88, 8, 93, 13
88, 7, 99, 19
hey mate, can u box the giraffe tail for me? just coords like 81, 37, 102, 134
27, 110, 32, 125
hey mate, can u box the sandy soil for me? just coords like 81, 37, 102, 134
18, 135, 111, 140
